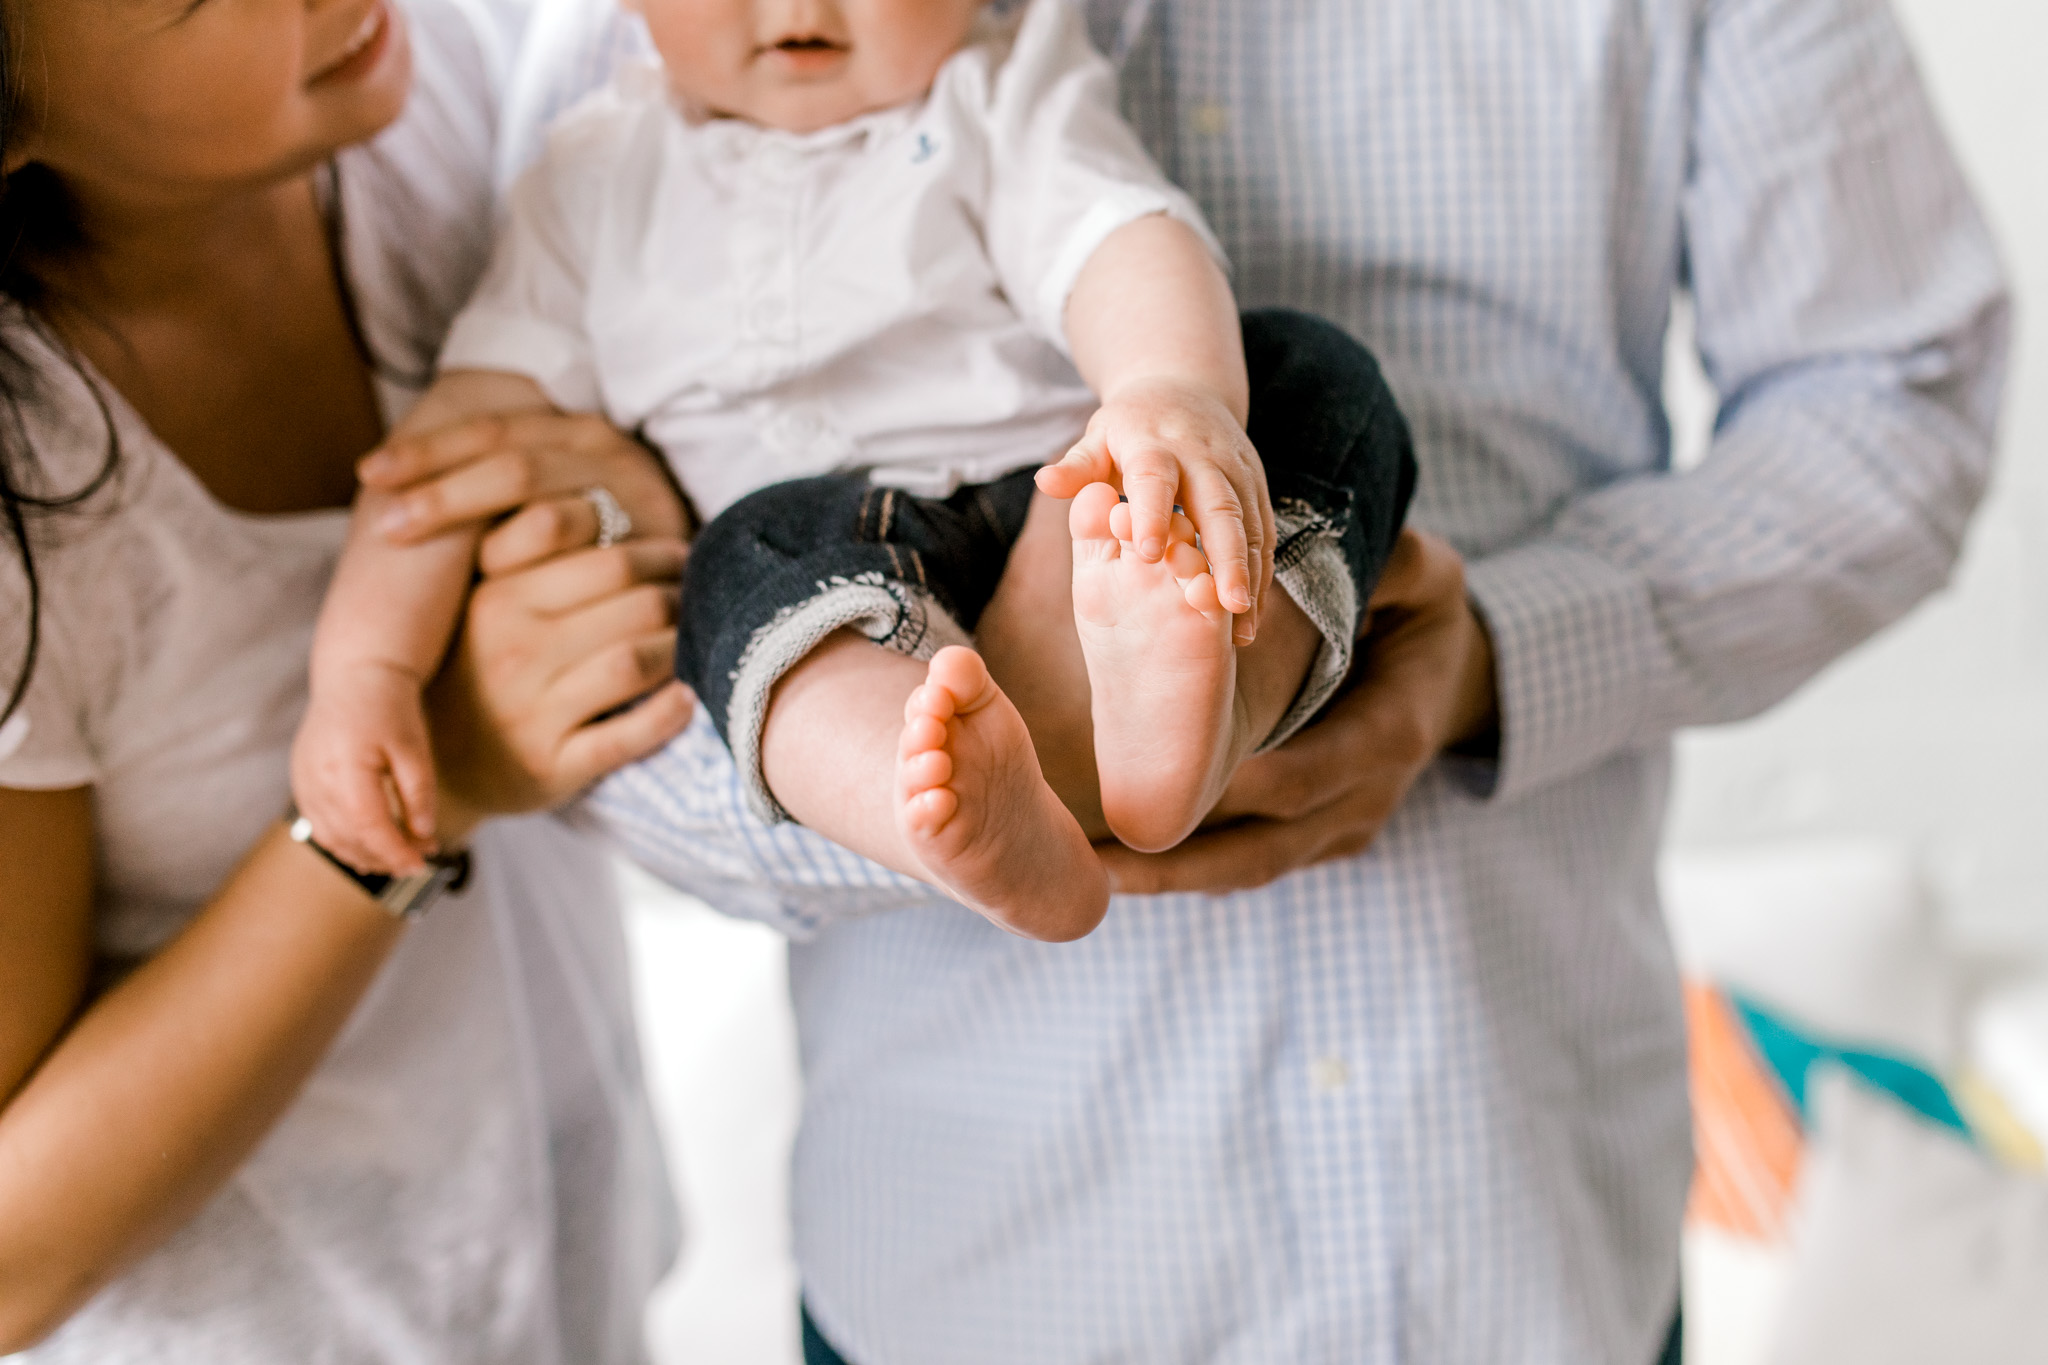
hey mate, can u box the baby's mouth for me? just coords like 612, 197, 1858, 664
763, 34, 850, 67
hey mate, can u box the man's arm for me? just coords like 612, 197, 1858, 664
1104, 0, 2007, 894
1468, 0, 2007, 803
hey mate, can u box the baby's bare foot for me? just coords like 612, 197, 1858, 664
898, 646, 1109, 941
1069, 481, 1238, 853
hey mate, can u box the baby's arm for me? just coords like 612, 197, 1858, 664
294, 371, 557, 873
1035, 214, 1273, 645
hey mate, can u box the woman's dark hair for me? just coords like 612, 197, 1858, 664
0, 16, 122, 728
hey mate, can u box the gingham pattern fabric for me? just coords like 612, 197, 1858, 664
551, 0, 2010, 1360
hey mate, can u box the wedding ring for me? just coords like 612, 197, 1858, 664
583, 486, 633, 549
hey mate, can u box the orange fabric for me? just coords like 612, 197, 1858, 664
1684, 980, 1804, 1241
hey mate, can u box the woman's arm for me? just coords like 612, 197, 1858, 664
0, 532, 688, 1354
0, 790, 408, 1352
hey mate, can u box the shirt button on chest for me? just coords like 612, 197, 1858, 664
1310, 1056, 1350, 1093
1190, 102, 1232, 137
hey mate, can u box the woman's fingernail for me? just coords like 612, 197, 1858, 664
358, 450, 392, 478
376, 504, 411, 536
1142, 537, 1165, 560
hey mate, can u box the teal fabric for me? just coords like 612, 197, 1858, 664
1732, 994, 1972, 1140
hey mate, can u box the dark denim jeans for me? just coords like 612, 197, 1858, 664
801, 1304, 1686, 1365
676, 307, 1416, 823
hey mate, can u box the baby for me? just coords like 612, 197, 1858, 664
294, 0, 1414, 941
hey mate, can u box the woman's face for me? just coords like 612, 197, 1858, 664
8, 0, 413, 209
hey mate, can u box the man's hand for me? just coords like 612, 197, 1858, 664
1096, 527, 1498, 895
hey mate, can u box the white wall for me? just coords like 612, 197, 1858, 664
1666, 0, 2048, 957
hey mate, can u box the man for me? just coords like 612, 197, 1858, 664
581, 0, 2009, 1359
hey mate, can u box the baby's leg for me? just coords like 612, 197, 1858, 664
974, 492, 1109, 839
1065, 309, 1417, 853
681, 473, 1106, 942
760, 632, 1106, 942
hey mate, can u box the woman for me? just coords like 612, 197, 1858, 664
0, 0, 692, 1358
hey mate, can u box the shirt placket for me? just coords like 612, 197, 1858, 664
732, 142, 804, 394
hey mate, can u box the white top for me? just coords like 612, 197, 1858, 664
0, 2, 675, 1359
439, 0, 1221, 519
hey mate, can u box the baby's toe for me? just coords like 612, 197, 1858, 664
902, 785, 960, 836
926, 646, 994, 710
1180, 571, 1226, 622
1068, 481, 1122, 543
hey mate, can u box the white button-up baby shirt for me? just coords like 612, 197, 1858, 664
440, 0, 1220, 519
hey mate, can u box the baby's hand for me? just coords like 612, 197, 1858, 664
290, 661, 441, 876
1035, 378, 1274, 645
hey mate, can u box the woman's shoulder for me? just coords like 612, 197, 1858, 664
338, 0, 517, 386
0, 307, 141, 506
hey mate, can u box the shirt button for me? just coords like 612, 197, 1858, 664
1191, 102, 1231, 137
1310, 1056, 1350, 1093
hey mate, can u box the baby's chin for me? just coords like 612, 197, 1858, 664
683, 63, 936, 135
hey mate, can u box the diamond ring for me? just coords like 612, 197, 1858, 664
583, 486, 633, 549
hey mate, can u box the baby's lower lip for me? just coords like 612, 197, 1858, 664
763, 43, 849, 75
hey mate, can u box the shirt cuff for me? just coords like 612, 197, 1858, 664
439, 308, 604, 414
1034, 190, 1228, 349
0, 714, 98, 790
1463, 537, 1679, 804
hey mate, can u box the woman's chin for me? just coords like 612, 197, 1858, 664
304, 5, 416, 160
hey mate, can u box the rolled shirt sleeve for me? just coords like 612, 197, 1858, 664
577, 715, 941, 941
1467, 0, 2010, 804
0, 585, 98, 791
438, 90, 626, 412
979, 0, 1226, 347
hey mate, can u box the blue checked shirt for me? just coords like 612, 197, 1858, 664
507, 0, 2010, 1360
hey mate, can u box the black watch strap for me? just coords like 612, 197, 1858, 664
286, 811, 472, 920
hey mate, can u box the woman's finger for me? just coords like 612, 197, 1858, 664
475, 540, 687, 620
539, 585, 680, 674
376, 446, 560, 542
368, 411, 690, 544
358, 415, 513, 488
553, 680, 696, 793
539, 630, 683, 741
477, 497, 601, 575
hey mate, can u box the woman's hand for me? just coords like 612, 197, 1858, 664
1096, 528, 1498, 895
357, 409, 691, 574
427, 534, 694, 838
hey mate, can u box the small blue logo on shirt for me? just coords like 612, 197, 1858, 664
911, 133, 939, 164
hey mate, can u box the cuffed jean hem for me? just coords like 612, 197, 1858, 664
725, 575, 970, 824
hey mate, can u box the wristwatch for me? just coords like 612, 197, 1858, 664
286, 808, 472, 920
